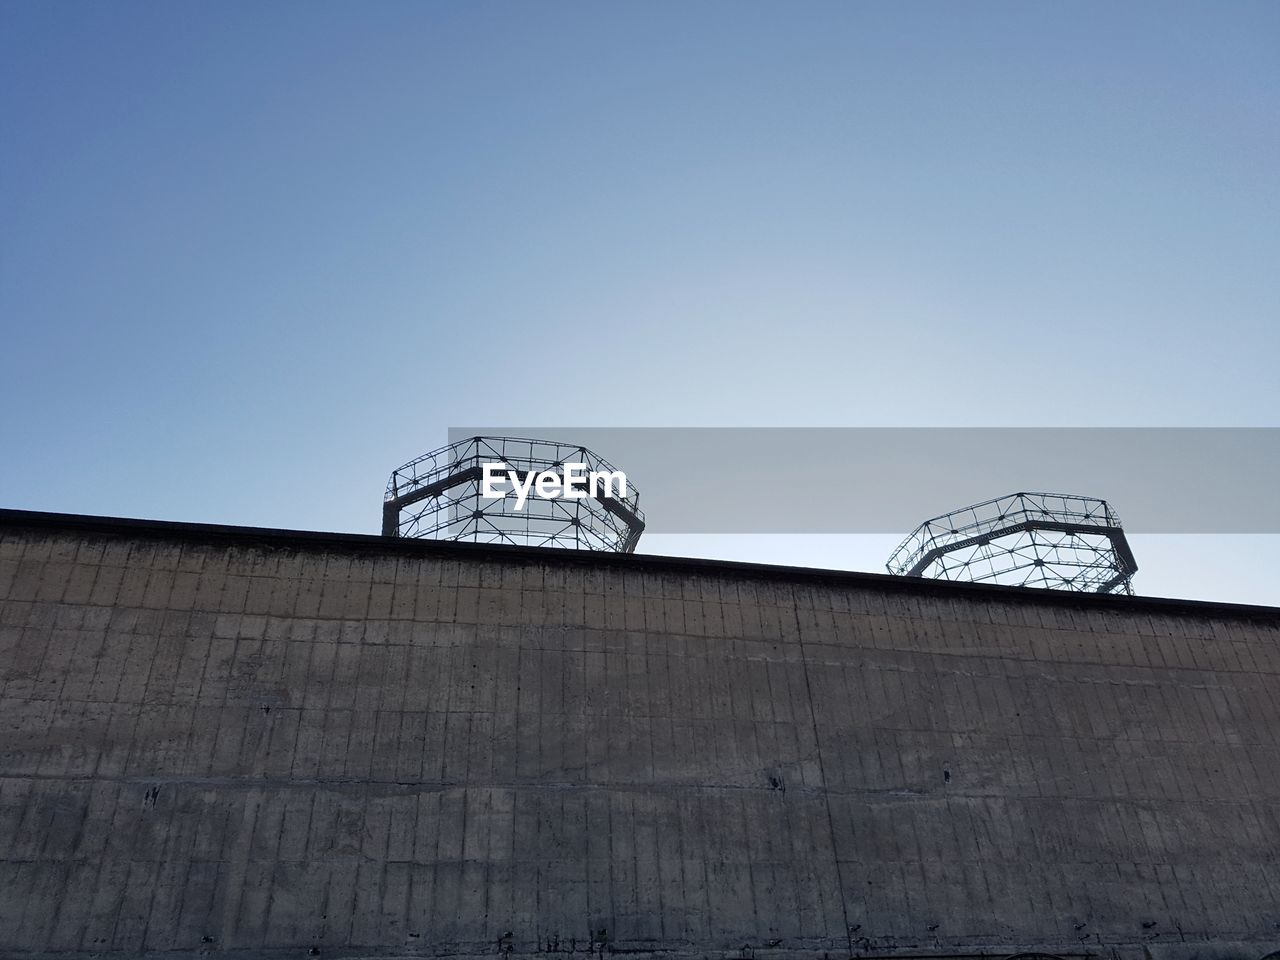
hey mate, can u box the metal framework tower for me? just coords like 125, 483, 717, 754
886, 492, 1138, 594
383, 436, 644, 552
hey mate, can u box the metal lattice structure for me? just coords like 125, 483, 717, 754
383, 436, 644, 552
886, 492, 1138, 594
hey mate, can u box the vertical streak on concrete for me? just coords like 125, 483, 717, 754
787, 584, 851, 949
220, 790, 261, 949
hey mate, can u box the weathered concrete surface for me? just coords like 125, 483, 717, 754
0, 510, 1277, 960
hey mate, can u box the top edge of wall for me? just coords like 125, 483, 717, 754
2, 507, 1278, 622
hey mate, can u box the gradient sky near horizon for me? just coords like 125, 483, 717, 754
2, 2, 1278, 604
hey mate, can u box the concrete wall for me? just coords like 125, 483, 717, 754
1, 511, 1278, 960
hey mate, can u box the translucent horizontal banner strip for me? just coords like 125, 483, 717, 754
447, 428, 1280, 534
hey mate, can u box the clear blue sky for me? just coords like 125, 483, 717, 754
2, 1, 1277, 603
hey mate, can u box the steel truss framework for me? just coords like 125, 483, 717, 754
383, 436, 645, 553
886, 492, 1138, 595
